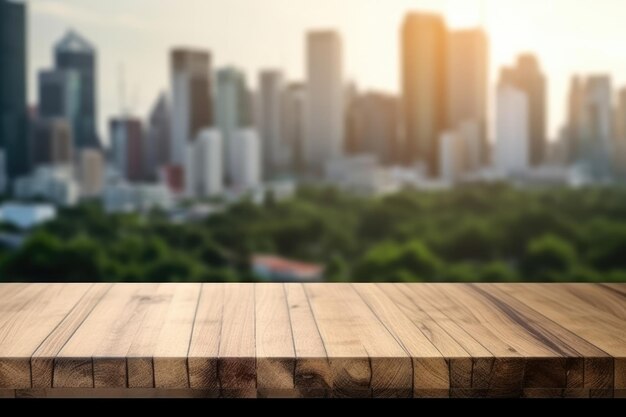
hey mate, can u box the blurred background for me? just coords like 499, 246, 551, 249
1, 0, 626, 283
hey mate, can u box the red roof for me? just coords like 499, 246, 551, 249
253, 255, 324, 278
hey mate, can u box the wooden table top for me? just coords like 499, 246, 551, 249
0, 283, 625, 398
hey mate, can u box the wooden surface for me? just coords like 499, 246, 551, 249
0, 283, 624, 398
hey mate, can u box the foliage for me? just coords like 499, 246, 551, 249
1, 185, 626, 282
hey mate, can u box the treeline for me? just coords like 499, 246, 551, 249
1, 184, 626, 283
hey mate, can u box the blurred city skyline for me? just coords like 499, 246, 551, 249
28, 0, 626, 141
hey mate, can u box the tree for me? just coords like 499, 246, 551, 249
521, 235, 578, 282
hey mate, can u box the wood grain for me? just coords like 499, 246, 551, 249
0, 283, 624, 398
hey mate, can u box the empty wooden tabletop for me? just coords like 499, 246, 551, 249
0, 283, 624, 398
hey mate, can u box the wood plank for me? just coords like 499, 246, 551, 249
188, 284, 223, 389
53, 284, 144, 388
32, 284, 112, 388
306, 284, 412, 398
380, 283, 493, 391
126, 284, 178, 388
152, 283, 201, 389
468, 284, 611, 389
217, 283, 256, 390
0, 284, 90, 389
284, 284, 331, 393
503, 284, 623, 389
92, 284, 161, 388
255, 284, 295, 392
352, 284, 449, 393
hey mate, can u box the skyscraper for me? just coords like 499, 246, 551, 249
580, 76, 614, 178
185, 129, 223, 198
215, 67, 251, 182
615, 88, 626, 177
282, 83, 307, 173
566, 76, 585, 163
55, 30, 99, 150
401, 13, 448, 176
230, 128, 261, 190
305, 31, 344, 174
31, 119, 74, 168
447, 28, 488, 165
258, 70, 286, 177
500, 54, 547, 166
346, 92, 399, 165
170, 49, 213, 166
79, 148, 104, 197
145, 93, 171, 181
0, 0, 28, 181
495, 85, 529, 175
110, 117, 143, 183
38, 69, 80, 123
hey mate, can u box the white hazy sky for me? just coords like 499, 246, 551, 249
26, 0, 626, 142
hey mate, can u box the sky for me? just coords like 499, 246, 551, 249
26, 0, 626, 144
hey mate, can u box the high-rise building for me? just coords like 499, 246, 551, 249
500, 54, 547, 166
55, 30, 99, 150
0, 0, 28, 181
215, 67, 251, 182
282, 83, 307, 173
439, 130, 466, 183
230, 128, 261, 190
110, 117, 143, 183
185, 129, 223, 198
79, 148, 104, 197
38, 69, 80, 123
31, 119, 74, 168
401, 13, 448, 176
258, 70, 287, 177
495, 85, 529, 175
0, 150, 6, 194
615, 88, 626, 177
566, 76, 585, 163
170, 49, 213, 166
305, 31, 344, 174
145, 93, 171, 181
447, 28, 488, 165
345, 92, 399, 165
580, 76, 614, 178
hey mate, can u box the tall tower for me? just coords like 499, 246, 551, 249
0, 0, 28, 180
401, 13, 448, 176
305, 31, 344, 174
500, 54, 547, 166
170, 49, 212, 166
258, 70, 286, 177
495, 84, 530, 175
447, 28, 488, 165
54, 30, 99, 150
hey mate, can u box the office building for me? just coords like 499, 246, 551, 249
31, 119, 74, 168
55, 30, 99, 149
14, 166, 79, 207
346, 92, 399, 165
170, 49, 213, 165
110, 117, 143, 183
79, 148, 104, 198
440, 130, 466, 183
0, 0, 28, 180
38, 69, 80, 129
566, 76, 585, 163
495, 85, 530, 175
215, 67, 251, 182
0, 150, 6, 194
448, 28, 488, 165
500, 54, 547, 166
230, 128, 261, 190
144, 93, 171, 181
258, 70, 287, 176
305, 31, 344, 174
282, 83, 306, 173
615, 88, 626, 177
580, 76, 614, 178
103, 180, 172, 214
185, 129, 223, 198
401, 13, 448, 176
